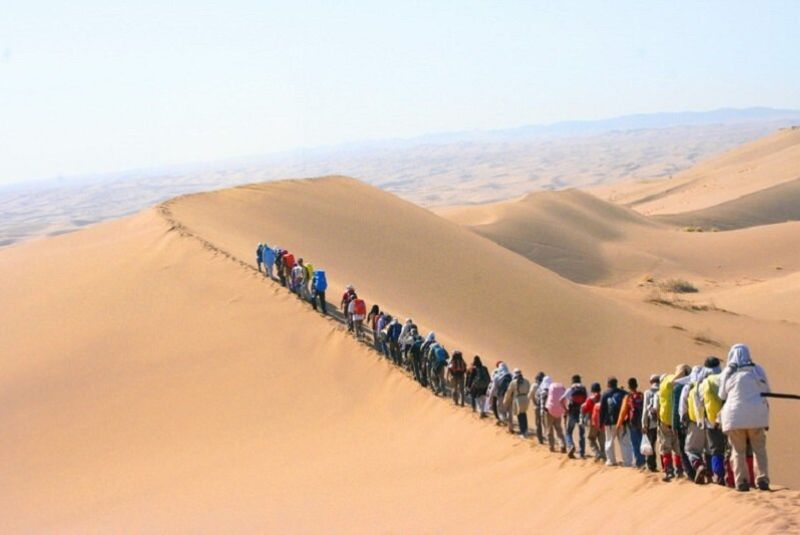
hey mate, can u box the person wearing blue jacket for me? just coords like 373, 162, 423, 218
261, 243, 276, 279
386, 318, 402, 365
311, 269, 328, 314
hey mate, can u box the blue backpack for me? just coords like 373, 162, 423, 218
607, 389, 627, 422
433, 345, 448, 367
313, 270, 328, 291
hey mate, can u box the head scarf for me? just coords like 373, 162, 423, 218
727, 343, 752, 368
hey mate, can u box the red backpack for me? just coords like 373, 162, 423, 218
283, 253, 295, 269
352, 299, 366, 316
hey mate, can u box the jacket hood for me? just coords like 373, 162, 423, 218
728, 344, 753, 367
425, 332, 436, 342
498, 362, 510, 376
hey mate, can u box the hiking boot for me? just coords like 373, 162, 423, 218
567, 446, 576, 459
757, 480, 770, 491
737, 483, 750, 492
662, 472, 674, 482
694, 466, 707, 485
560, 446, 567, 454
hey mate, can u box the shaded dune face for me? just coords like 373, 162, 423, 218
438, 188, 800, 289
2, 174, 800, 531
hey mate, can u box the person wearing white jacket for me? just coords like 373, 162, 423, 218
719, 343, 771, 492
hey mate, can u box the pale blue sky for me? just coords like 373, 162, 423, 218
1, 1, 798, 184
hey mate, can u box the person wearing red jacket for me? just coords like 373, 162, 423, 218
581, 382, 606, 462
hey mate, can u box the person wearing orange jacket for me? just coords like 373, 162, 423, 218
617, 377, 646, 468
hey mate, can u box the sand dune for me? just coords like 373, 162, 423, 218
2, 183, 799, 531
594, 127, 800, 218
438, 189, 800, 289
167, 177, 698, 375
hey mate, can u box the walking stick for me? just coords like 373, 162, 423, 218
761, 393, 800, 400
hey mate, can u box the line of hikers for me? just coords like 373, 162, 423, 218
256, 242, 772, 493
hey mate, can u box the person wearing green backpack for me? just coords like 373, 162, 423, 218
657, 364, 691, 481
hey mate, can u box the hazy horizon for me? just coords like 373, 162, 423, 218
2, 1, 799, 185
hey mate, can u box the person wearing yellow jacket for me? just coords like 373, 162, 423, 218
699, 357, 726, 485
657, 364, 691, 482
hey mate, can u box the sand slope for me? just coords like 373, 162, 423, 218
2, 189, 799, 531
167, 177, 700, 377
594, 127, 800, 218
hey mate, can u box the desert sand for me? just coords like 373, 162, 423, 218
3, 168, 800, 531
593, 127, 800, 218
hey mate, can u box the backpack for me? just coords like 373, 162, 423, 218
569, 385, 587, 414
628, 391, 644, 428
658, 374, 677, 424
305, 263, 314, 280
433, 345, 448, 365
701, 374, 723, 425
450, 358, 466, 375
472, 366, 490, 390
497, 374, 513, 397
283, 253, 295, 269
313, 270, 327, 291
352, 299, 366, 316
607, 389, 626, 422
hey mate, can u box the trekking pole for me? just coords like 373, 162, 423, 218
761, 392, 800, 400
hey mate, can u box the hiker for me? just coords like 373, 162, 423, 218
582, 382, 606, 462
719, 343, 771, 492
428, 342, 450, 395
672, 368, 695, 480
491, 362, 512, 424
407, 330, 424, 383
698, 358, 726, 485
618, 377, 646, 468
530, 372, 547, 445
641, 374, 661, 472
504, 369, 531, 436
311, 269, 328, 313
349, 295, 367, 340
275, 248, 286, 286
399, 318, 417, 364
562, 375, 588, 459
303, 260, 314, 298
600, 377, 632, 466
386, 317, 402, 365
369, 308, 383, 350
256, 243, 264, 272
448, 351, 468, 406
261, 243, 276, 279
658, 364, 691, 481
680, 365, 706, 483
367, 305, 380, 340
282, 251, 296, 288
466, 356, 490, 417
377, 314, 393, 357
544, 378, 567, 453
292, 258, 306, 294
341, 285, 357, 331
